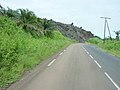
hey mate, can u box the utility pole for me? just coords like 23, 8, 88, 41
101, 17, 112, 43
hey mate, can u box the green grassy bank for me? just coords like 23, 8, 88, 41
88, 37, 120, 57
0, 16, 73, 89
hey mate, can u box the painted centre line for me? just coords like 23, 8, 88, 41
82, 47, 85, 50
86, 51, 89, 55
82, 47, 90, 55
89, 55, 94, 59
104, 72, 120, 90
82, 47, 87, 51
48, 59, 56, 66
94, 60, 102, 68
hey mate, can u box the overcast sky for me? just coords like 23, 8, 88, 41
1, 0, 120, 38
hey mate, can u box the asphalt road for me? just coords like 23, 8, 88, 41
7, 43, 120, 90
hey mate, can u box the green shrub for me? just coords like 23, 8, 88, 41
87, 38, 102, 44
88, 37, 120, 57
0, 16, 73, 89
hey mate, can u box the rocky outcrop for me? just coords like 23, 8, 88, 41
52, 21, 94, 42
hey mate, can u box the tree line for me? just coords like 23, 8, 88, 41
0, 4, 54, 38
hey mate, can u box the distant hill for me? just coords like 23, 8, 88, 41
0, 4, 93, 42
52, 21, 94, 42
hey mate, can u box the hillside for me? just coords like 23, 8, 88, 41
0, 16, 73, 89
52, 21, 94, 42
0, 5, 94, 42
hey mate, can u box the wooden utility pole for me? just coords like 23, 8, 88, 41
101, 17, 112, 43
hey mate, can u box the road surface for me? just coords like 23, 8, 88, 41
7, 43, 120, 90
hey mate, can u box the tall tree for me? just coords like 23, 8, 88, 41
114, 30, 120, 40
41, 18, 54, 37
42, 18, 51, 30
0, 4, 3, 9
17, 9, 44, 37
0, 4, 6, 15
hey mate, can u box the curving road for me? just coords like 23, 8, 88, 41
7, 43, 120, 90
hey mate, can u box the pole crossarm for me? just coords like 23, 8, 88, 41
100, 17, 111, 19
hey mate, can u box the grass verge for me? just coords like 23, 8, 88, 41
87, 38, 120, 58
0, 16, 74, 89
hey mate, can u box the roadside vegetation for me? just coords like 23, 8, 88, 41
0, 5, 74, 89
87, 35, 120, 57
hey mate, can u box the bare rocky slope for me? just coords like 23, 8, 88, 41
52, 21, 94, 42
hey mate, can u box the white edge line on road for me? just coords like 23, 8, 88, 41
59, 52, 63, 56
64, 50, 66, 52
104, 72, 120, 90
94, 60, 102, 68
48, 59, 56, 66
89, 55, 94, 59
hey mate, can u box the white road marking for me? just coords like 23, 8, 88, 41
48, 59, 56, 66
64, 50, 66, 52
82, 47, 87, 51
82, 47, 85, 50
82, 47, 90, 55
59, 52, 63, 56
86, 51, 89, 55
85, 50, 87, 52
89, 55, 94, 59
104, 72, 120, 90
82, 47, 88, 53
94, 60, 102, 68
